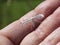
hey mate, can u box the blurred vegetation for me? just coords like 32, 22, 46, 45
0, 0, 43, 29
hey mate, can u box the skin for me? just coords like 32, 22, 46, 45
39, 27, 60, 45
56, 42, 60, 45
20, 6, 60, 45
0, 0, 60, 45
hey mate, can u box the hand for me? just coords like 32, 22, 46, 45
0, 0, 60, 45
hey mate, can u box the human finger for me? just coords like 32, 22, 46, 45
0, 0, 60, 45
20, 7, 60, 45
39, 27, 60, 45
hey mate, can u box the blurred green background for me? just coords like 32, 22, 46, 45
0, 0, 43, 29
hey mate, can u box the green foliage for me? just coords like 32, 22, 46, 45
0, 0, 43, 29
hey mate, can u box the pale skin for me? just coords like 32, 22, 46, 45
0, 0, 60, 45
